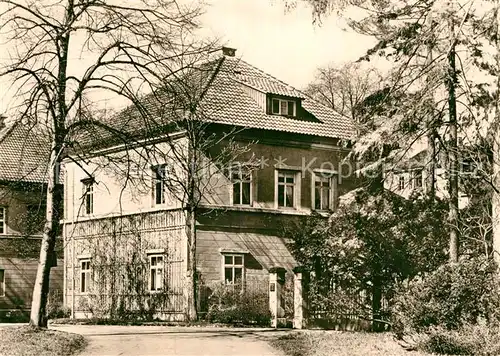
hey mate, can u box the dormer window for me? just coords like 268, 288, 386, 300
272, 98, 296, 116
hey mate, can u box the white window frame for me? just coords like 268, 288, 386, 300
275, 170, 301, 209
0, 207, 5, 235
0, 269, 5, 297
231, 168, 252, 206
312, 173, 335, 211
80, 258, 91, 294
153, 164, 167, 206
149, 254, 164, 293
222, 254, 245, 285
398, 175, 405, 191
271, 98, 296, 116
82, 179, 94, 215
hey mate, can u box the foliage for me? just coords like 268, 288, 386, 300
47, 290, 70, 320
286, 188, 449, 321
76, 218, 183, 322
414, 323, 500, 356
0, 309, 30, 323
392, 257, 500, 337
205, 282, 271, 326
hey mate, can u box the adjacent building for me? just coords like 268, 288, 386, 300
0, 118, 63, 319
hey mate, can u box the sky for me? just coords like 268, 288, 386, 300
201, 0, 376, 88
0, 0, 376, 116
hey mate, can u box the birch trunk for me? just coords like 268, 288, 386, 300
29, 144, 63, 327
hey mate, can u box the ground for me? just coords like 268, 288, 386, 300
270, 330, 432, 356
51, 325, 286, 356
1, 324, 433, 356
0, 325, 86, 356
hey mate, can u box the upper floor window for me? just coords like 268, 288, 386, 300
223, 254, 244, 285
82, 179, 94, 215
0, 207, 5, 234
277, 170, 298, 208
314, 174, 334, 211
232, 169, 251, 205
272, 98, 296, 116
153, 164, 167, 205
149, 254, 164, 292
398, 175, 405, 191
80, 258, 91, 293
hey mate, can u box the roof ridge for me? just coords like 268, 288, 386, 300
237, 58, 301, 94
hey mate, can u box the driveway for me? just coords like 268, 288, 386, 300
50, 325, 287, 356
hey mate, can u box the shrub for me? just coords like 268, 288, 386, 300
0, 309, 29, 322
392, 257, 500, 355
47, 290, 71, 319
392, 257, 500, 337
415, 323, 500, 355
205, 282, 271, 326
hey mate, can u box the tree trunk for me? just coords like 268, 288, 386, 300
447, 17, 459, 263
371, 275, 383, 332
426, 125, 436, 198
491, 1, 500, 264
185, 206, 197, 320
30, 145, 63, 327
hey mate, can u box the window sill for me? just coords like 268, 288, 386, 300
220, 248, 250, 254
200, 204, 311, 216
312, 210, 331, 217
146, 248, 165, 255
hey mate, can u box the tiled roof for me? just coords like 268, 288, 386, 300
201, 56, 354, 139
0, 121, 50, 183
77, 53, 354, 150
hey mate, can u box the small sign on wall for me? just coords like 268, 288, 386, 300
270, 282, 275, 292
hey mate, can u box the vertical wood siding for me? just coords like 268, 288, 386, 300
65, 209, 187, 320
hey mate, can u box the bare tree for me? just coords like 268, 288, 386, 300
292, 0, 500, 263
0, 0, 217, 327
304, 62, 381, 132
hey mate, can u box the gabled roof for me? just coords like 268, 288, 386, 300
0, 120, 49, 183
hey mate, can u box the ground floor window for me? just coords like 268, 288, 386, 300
149, 255, 164, 292
223, 254, 244, 285
80, 259, 91, 293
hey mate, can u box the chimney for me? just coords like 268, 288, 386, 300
0, 115, 5, 131
222, 46, 236, 57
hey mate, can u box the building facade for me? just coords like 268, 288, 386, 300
62, 48, 355, 320
0, 120, 63, 319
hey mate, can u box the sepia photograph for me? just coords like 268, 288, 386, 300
0, 0, 499, 355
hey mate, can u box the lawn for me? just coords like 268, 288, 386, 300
270, 330, 432, 356
0, 325, 86, 356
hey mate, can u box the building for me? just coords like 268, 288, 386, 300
62, 48, 355, 320
384, 145, 475, 208
0, 118, 63, 320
